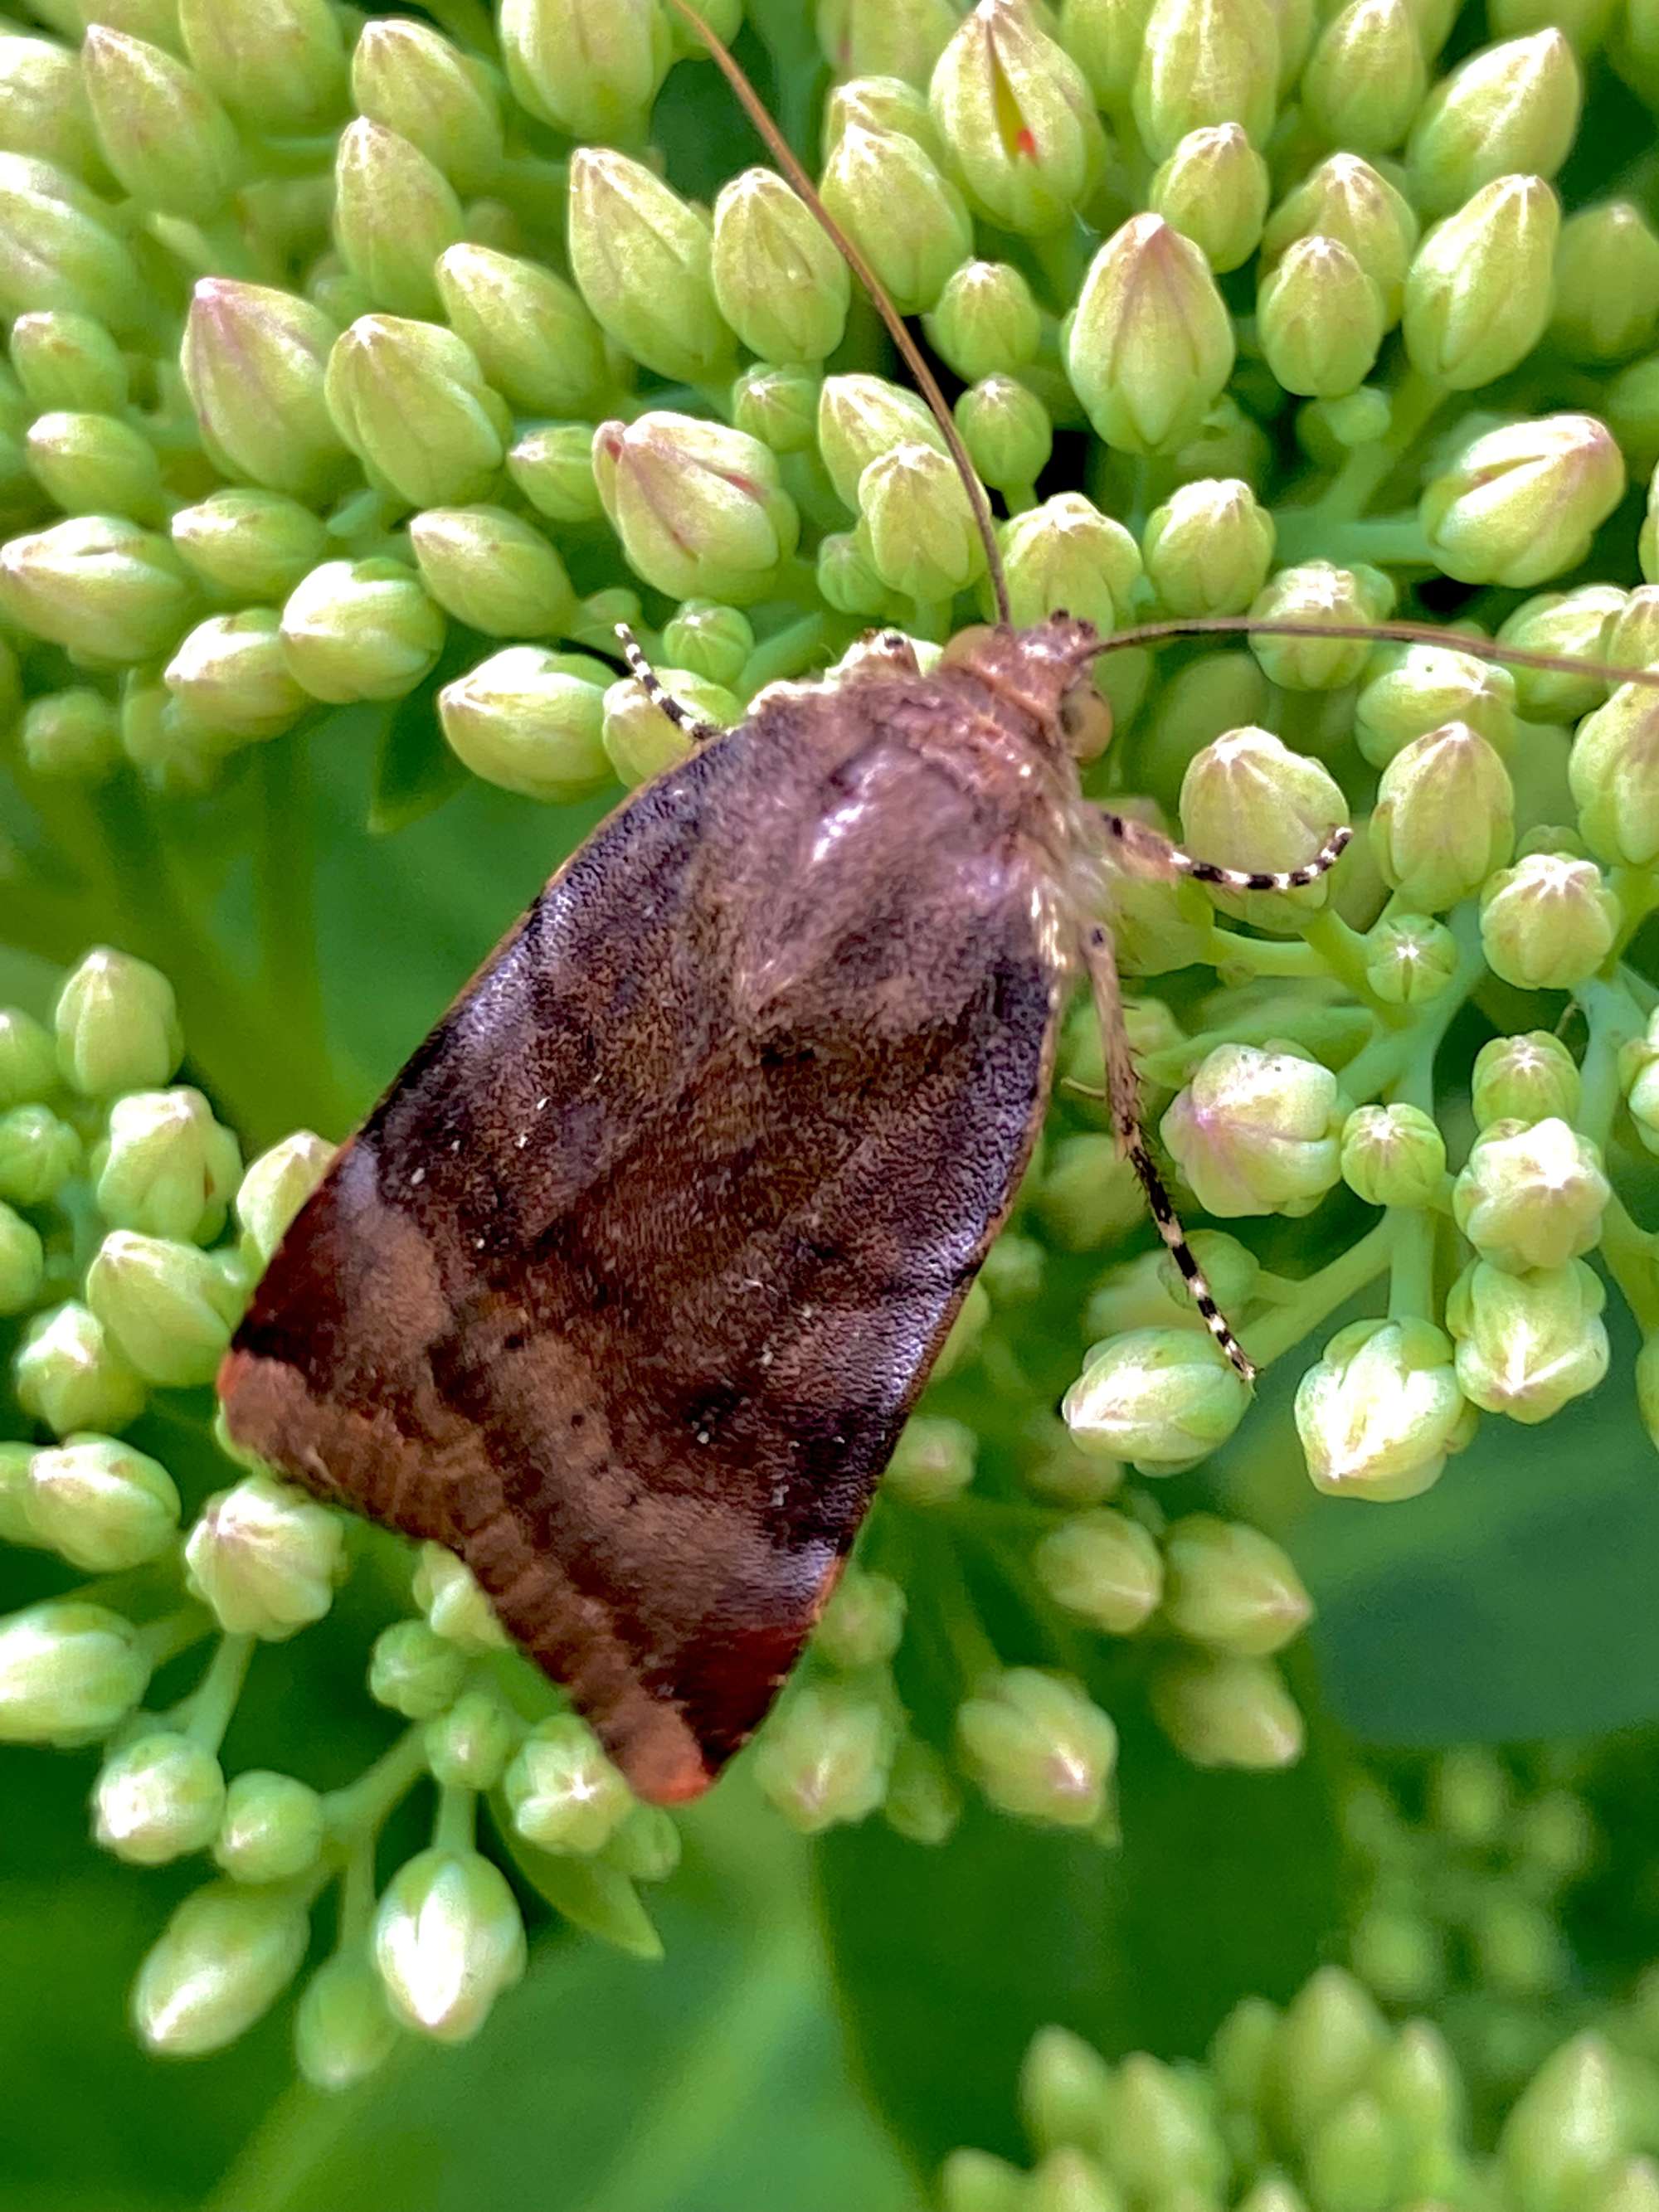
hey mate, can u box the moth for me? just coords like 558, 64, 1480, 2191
216, 0, 1640, 1804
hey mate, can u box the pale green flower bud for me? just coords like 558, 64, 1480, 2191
1355, 643, 1517, 769
351, 19, 502, 194
280, 557, 445, 705
501, 0, 670, 139
1163, 1042, 1345, 1215
1475, 1031, 1581, 1130
235, 1131, 333, 1271
1500, 2038, 1624, 2211
182, 280, 349, 503
0, 1598, 147, 1745
1370, 721, 1514, 910
955, 376, 1052, 497
213, 1769, 326, 1884
752, 1683, 896, 1832
593, 412, 798, 606
20, 686, 119, 780
1148, 124, 1270, 273
731, 362, 820, 455
163, 610, 309, 745
178, 0, 346, 129
815, 1567, 907, 1670
661, 601, 753, 690
1301, 0, 1426, 157
924, 258, 1042, 382
0, 1202, 45, 1315
817, 529, 900, 620
1606, 585, 1659, 678
1340, 1102, 1447, 1208
1056, 0, 1157, 102
822, 71, 941, 162
170, 491, 327, 605
1491, 0, 1615, 44
0, 33, 104, 179
1608, 356, 1659, 476
1067, 215, 1233, 455
1133, 0, 1277, 158
333, 119, 462, 321
1497, 584, 1627, 718
820, 124, 972, 314
0, 1008, 59, 1108
1021, 2021, 1112, 2158
294, 1953, 398, 2092
425, 1689, 517, 1793
1406, 32, 1580, 217
602, 664, 738, 785
1063, 1328, 1253, 1474
134, 1881, 309, 2056
1262, 155, 1418, 320
408, 507, 575, 640
93, 1728, 225, 1866
1034, 1507, 1164, 1632
25, 407, 164, 523
0, 513, 192, 666
85, 1229, 242, 1386
930, 0, 1106, 236
1453, 1116, 1608, 1272
941, 2149, 1028, 2212
1140, 478, 1270, 618
27, 1432, 178, 1570
882, 1738, 960, 1848
884, 1412, 977, 1502
818, 372, 946, 508
1258, 237, 1386, 401
1403, 177, 1559, 392
506, 423, 602, 524
1447, 1257, 1609, 1422
368, 1617, 469, 1718
567, 148, 728, 383
0, 153, 145, 329
710, 167, 850, 364
1623, 1012, 1659, 1155
859, 440, 988, 602
957, 1667, 1117, 1827
1550, 202, 1659, 364
412, 1541, 508, 1651
1000, 492, 1143, 631
1295, 1317, 1471, 1500
1424, 412, 1625, 589
184, 1474, 344, 1640
816, 0, 959, 85
1151, 1651, 1303, 1768
82, 31, 238, 231
440, 646, 611, 804
325, 314, 508, 509
2, 1443, 42, 1548
504, 1712, 635, 1854
14, 1300, 146, 1435
1161, 1515, 1310, 1655
436, 250, 605, 421
1480, 852, 1620, 989
0, 1102, 78, 1206
1176, 726, 1349, 931
1248, 559, 1392, 689
1569, 683, 1659, 868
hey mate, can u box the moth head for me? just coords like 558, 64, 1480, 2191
941, 614, 1112, 763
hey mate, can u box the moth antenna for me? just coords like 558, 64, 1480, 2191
661, 0, 1012, 626
615, 621, 726, 743
1087, 612, 1659, 694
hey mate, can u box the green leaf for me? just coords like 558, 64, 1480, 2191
494, 1801, 664, 1961
366, 668, 465, 839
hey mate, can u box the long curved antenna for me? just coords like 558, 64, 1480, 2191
663, 0, 1012, 626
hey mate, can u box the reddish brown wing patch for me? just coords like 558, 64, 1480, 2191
220, 688, 1058, 1802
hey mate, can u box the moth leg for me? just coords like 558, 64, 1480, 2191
1080, 920, 1257, 1383
1097, 808, 1352, 892
615, 623, 726, 745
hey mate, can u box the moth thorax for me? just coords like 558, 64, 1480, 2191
941, 615, 1110, 764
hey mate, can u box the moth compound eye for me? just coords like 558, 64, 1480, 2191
940, 624, 997, 668
1060, 682, 1112, 763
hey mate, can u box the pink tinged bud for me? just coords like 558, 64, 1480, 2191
1370, 720, 1515, 911
1064, 213, 1235, 455
1447, 1258, 1609, 1423
182, 280, 350, 503
1474, 1030, 1581, 1128
1423, 413, 1626, 590
80, 27, 240, 221
324, 315, 509, 509
928, 0, 1107, 237
592, 412, 799, 605
332, 119, 463, 320
956, 1667, 1118, 1828
1479, 852, 1621, 989
819, 123, 973, 314
1452, 1116, 1609, 1273
1295, 1318, 1472, 1500
1162, 1042, 1346, 1218
183, 1473, 345, 1639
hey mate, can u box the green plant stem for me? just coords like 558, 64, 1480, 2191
1300, 367, 1449, 527
180, 1631, 254, 1752
1245, 1218, 1395, 1369
1338, 906, 1487, 1105
324, 1723, 430, 1840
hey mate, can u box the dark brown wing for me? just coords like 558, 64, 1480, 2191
219, 686, 1059, 1801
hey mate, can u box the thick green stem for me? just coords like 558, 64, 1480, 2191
1245, 1218, 1395, 1369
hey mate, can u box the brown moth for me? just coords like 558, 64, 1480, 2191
216, 0, 1653, 1804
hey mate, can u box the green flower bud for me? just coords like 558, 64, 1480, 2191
1265, 1968, 1389, 2146
815, 529, 898, 620
178, 0, 345, 126
27, 1432, 178, 1570
1407, 32, 1580, 217
1568, 683, 1659, 868
1355, 643, 1517, 769
605, 668, 737, 795
213, 1769, 326, 1884
1248, 559, 1392, 690
1020, 2021, 1112, 2159
1608, 354, 1659, 476
1034, 1507, 1164, 1632
924, 258, 1042, 382
1148, 123, 1270, 273
0, 152, 145, 329
24, 406, 162, 522
1480, 851, 1620, 988
280, 557, 445, 705
1370, 721, 1514, 910
0, 1202, 45, 1315
731, 362, 820, 454
931, 0, 1105, 236
753, 1683, 896, 1833
440, 645, 611, 804
184, 1473, 344, 1640
80, 27, 237, 219
1340, 1101, 1447, 1208
325, 314, 508, 509
1176, 726, 1348, 933
1160, 1514, 1311, 1656
0, 1007, 59, 1107
1550, 201, 1659, 364
822, 70, 941, 161
1065, 214, 1234, 455
163, 610, 309, 745
816, 0, 959, 84
567, 148, 728, 384
858, 440, 987, 602
1056, 0, 1156, 104
1032, 1134, 1142, 1256
1500, 2038, 1625, 2212
941, 2149, 1028, 2212
1474, 1032, 1580, 1130
501, 0, 670, 139
1403, 177, 1559, 392
408, 506, 575, 640
1498, 584, 1627, 719
332, 119, 462, 320
957, 1667, 1117, 1827
1162, 1042, 1345, 1216
659, 601, 752, 690
1261, 154, 1418, 319
1143, 479, 1272, 623
1424, 412, 1625, 589
882, 1738, 961, 1848
0, 1598, 147, 1745
0, 33, 104, 179
820, 124, 972, 314
1151, 1650, 1302, 1769
1132, 0, 1277, 158
1258, 236, 1386, 401
170, 491, 329, 605
294, 1952, 398, 2092
1107, 2053, 1231, 2196
506, 423, 603, 525
14, 1300, 146, 1435
1605, 584, 1659, 678
0, 513, 192, 667
995, 498, 1139, 640
1453, 1116, 1609, 1272
955, 376, 1052, 497
1063, 1328, 1253, 1474
1295, 1317, 1470, 1500
85, 1229, 242, 1387
1493, 0, 1615, 43
235, 1131, 333, 1271
710, 167, 850, 364
93, 1728, 225, 1866
424, 1689, 517, 1793
593, 412, 798, 605
815, 1567, 907, 1670
134, 1880, 309, 2056
1301, 0, 1427, 158
818, 372, 947, 508
434, 250, 606, 421
182, 280, 348, 502
1448, 1257, 1609, 1423
412, 1542, 508, 1651
351, 20, 502, 194
368, 1617, 469, 1719
0, 1101, 79, 1206
884, 1412, 977, 1503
